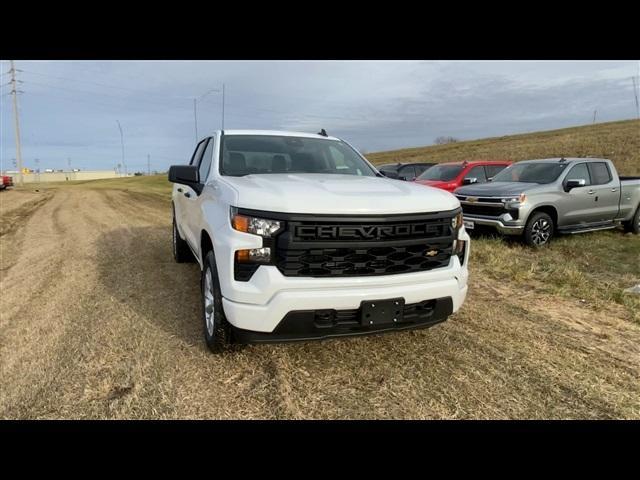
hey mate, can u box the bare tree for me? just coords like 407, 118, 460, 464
434, 136, 460, 145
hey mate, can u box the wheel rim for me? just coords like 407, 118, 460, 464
531, 219, 551, 245
204, 267, 215, 336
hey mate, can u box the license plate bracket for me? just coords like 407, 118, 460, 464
361, 298, 405, 326
464, 220, 475, 230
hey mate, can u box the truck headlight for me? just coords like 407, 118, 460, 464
231, 208, 282, 237
502, 193, 526, 205
451, 211, 464, 236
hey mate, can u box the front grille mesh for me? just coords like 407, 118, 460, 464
461, 204, 507, 217
277, 244, 452, 277
274, 212, 457, 278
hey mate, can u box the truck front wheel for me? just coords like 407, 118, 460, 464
524, 212, 554, 247
202, 250, 232, 353
623, 206, 640, 234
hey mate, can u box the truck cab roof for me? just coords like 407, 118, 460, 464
216, 129, 341, 141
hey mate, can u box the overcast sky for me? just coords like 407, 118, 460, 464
1, 60, 638, 172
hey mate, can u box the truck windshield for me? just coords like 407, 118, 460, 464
491, 162, 569, 184
417, 164, 463, 182
219, 135, 377, 177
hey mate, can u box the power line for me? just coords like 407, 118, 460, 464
22, 79, 191, 110
19, 68, 189, 103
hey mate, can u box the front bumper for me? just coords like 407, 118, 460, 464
220, 229, 470, 336
231, 297, 454, 343
463, 214, 524, 235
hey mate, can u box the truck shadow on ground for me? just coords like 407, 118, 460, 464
95, 226, 204, 347
93, 225, 441, 356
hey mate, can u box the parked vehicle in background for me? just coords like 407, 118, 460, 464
377, 162, 435, 181
414, 160, 512, 192
455, 158, 640, 246
0, 175, 13, 190
169, 130, 469, 352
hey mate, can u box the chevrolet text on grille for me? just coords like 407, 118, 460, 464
295, 223, 447, 240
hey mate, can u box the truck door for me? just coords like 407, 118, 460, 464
559, 162, 593, 227
586, 162, 620, 222
184, 136, 216, 255
175, 138, 208, 250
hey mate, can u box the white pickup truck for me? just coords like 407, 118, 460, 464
169, 130, 469, 352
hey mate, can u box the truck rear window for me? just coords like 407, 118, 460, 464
417, 164, 463, 182
219, 135, 377, 177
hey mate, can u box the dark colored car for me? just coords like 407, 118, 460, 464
377, 162, 435, 181
414, 160, 512, 192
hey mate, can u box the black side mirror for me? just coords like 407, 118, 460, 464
564, 178, 586, 192
168, 165, 199, 185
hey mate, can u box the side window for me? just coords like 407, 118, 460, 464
198, 137, 215, 183
485, 165, 507, 179
400, 165, 417, 180
565, 163, 591, 186
465, 166, 488, 183
415, 164, 429, 176
588, 162, 612, 185
190, 139, 208, 166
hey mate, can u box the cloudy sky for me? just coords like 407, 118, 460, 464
1, 60, 638, 172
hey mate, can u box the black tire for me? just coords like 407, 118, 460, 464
172, 209, 192, 263
523, 211, 554, 247
623, 206, 640, 234
201, 250, 233, 353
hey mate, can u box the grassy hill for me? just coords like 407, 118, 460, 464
366, 119, 640, 176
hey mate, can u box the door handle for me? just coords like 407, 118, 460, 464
611, 188, 617, 192
587, 190, 595, 195
177, 187, 183, 193
184, 192, 191, 198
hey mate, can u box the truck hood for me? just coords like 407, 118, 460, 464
454, 181, 539, 197
221, 173, 460, 214
414, 179, 458, 192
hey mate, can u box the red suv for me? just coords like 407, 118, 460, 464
414, 160, 512, 192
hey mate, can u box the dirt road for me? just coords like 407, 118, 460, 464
1, 186, 638, 419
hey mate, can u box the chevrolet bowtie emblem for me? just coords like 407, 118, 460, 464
425, 250, 438, 257
467, 196, 478, 203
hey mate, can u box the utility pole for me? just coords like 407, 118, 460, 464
193, 99, 198, 144
116, 120, 126, 176
593, 110, 597, 124
193, 87, 221, 144
632, 76, 640, 120
9, 60, 24, 186
147, 154, 151, 176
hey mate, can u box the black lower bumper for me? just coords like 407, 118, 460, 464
231, 296, 453, 344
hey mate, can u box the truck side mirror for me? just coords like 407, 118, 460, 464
564, 178, 586, 192
168, 165, 199, 186
463, 177, 478, 185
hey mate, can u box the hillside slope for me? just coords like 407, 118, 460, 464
366, 119, 640, 175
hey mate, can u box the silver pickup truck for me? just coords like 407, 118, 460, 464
454, 158, 640, 246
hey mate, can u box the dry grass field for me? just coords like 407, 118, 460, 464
367, 119, 640, 176
0, 121, 639, 419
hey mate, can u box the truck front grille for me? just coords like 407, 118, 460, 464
273, 209, 458, 278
